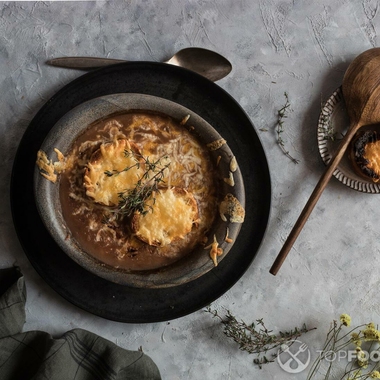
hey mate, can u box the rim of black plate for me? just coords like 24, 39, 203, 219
10, 61, 271, 323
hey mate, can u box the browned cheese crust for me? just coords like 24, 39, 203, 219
219, 193, 245, 223
131, 187, 199, 247
350, 130, 380, 183
83, 139, 143, 206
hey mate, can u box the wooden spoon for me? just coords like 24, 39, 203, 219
270, 47, 380, 275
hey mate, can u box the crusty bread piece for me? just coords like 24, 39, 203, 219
350, 130, 380, 183
36, 148, 66, 183
219, 193, 245, 223
84, 139, 143, 206
132, 187, 199, 247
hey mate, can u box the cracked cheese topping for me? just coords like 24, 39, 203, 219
132, 187, 199, 247
363, 141, 380, 181
84, 139, 143, 206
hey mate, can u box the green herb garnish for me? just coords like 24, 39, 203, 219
104, 149, 170, 218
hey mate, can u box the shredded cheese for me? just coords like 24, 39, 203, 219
180, 114, 191, 125
36, 148, 66, 183
229, 156, 237, 172
223, 171, 235, 187
207, 138, 226, 151
224, 227, 233, 243
204, 234, 223, 266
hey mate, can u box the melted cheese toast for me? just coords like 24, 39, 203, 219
363, 141, 380, 181
84, 139, 143, 206
132, 187, 199, 247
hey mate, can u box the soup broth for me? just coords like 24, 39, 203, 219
59, 111, 218, 271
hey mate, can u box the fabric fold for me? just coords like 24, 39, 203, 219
0, 267, 161, 380
0, 267, 26, 339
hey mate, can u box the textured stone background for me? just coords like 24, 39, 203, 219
2, 1, 380, 378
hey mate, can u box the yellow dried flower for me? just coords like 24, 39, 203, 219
356, 347, 368, 368
340, 314, 351, 327
363, 326, 380, 342
351, 333, 362, 346
371, 371, 380, 379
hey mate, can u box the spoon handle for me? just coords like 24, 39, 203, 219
46, 57, 127, 70
269, 122, 360, 275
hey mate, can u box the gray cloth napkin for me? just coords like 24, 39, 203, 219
0, 267, 161, 380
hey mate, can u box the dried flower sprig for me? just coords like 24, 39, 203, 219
275, 92, 300, 164
206, 307, 315, 368
104, 150, 170, 217
307, 314, 380, 380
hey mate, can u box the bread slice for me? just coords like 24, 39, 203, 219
132, 187, 199, 247
219, 193, 245, 223
84, 139, 143, 206
350, 130, 380, 183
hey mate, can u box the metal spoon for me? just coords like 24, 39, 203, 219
46, 47, 232, 82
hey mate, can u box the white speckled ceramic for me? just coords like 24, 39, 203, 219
33, 93, 245, 288
318, 86, 380, 193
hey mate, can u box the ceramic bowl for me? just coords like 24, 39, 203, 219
33, 93, 245, 288
318, 86, 380, 193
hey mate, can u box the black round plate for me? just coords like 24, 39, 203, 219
10, 62, 271, 323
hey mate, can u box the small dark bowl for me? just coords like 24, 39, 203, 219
34, 93, 245, 288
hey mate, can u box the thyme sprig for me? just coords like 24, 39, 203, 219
206, 307, 315, 368
105, 149, 170, 217
276, 92, 300, 164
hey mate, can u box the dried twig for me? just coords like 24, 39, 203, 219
275, 92, 300, 164
206, 307, 315, 368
